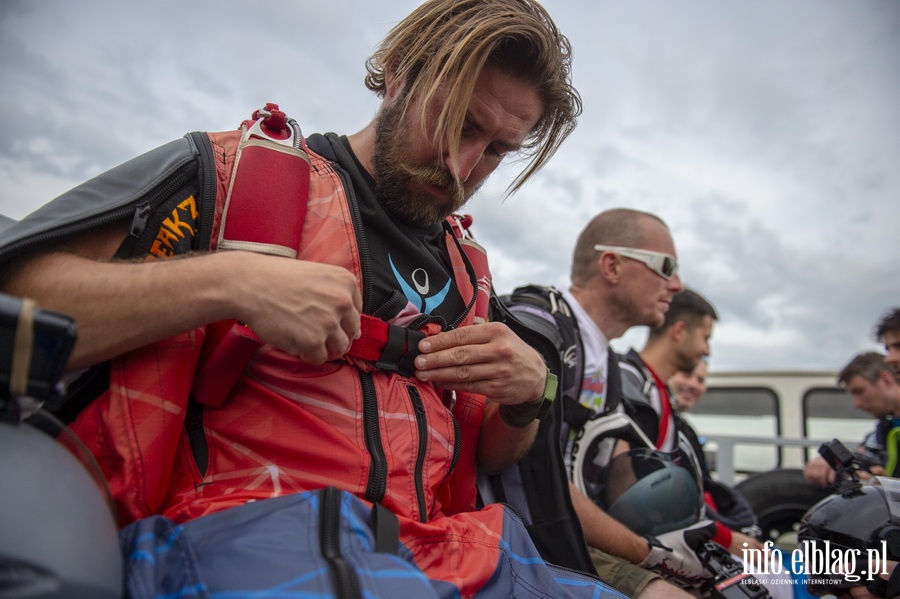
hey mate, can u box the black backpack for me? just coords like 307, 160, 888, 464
485, 285, 596, 574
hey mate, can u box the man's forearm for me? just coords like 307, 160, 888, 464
2, 250, 240, 370
476, 401, 538, 474
3, 247, 365, 371
569, 481, 650, 564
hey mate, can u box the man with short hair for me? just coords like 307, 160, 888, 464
614, 289, 798, 597
615, 289, 761, 555
0, 2, 627, 597
567, 211, 702, 597
670, 358, 708, 413
491, 208, 700, 598
804, 351, 900, 486
876, 308, 900, 378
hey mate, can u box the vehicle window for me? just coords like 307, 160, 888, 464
682, 387, 780, 474
802, 387, 870, 461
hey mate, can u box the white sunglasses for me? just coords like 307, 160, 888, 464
594, 245, 678, 280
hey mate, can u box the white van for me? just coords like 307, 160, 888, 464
683, 370, 872, 548
686, 369, 870, 480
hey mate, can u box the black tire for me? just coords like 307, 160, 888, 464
734, 468, 831, 550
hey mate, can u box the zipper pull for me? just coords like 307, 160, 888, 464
129, 202, 152, 238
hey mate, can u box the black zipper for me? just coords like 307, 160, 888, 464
441, 221, 479, 331
326, 144, 464, 515
431, 401, 462, 517
332, 166, 374, 315
188, 132, 218, 249
184, 399, 209, 478
127, 170, 196, 240
320, 486, 363, 599
0, 168, 194, 266
360, 372, 387, 502
406, 385, 429, 522
318, 149, 384, 506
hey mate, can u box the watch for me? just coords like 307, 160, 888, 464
499, 369, 558, 428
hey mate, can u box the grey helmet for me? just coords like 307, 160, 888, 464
1, 291, 121, 596
0, 416, 123, 598
591, 446, 705, 537
571, 408, 705, 537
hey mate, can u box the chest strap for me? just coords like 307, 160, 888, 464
192, 315, 427, 408
349, 316, 426, 377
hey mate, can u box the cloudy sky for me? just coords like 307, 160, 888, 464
1, 0, 897, 371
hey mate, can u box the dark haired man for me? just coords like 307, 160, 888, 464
615, 289, 759, 552
876, 308, 900, 378
612, 289, 801, 597
804, 351, 900, 486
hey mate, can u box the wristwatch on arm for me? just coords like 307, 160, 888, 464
498, 368, 558, 428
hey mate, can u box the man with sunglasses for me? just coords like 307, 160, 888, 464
492, 208, 707, 597
566, 211, 730, 596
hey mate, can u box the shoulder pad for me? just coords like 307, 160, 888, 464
497, 285, 582, 402
617, 353, 653, 407
0, 137, 199, 266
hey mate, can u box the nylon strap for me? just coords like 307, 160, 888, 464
11, 297, 36, 397
351, 316, 426, 378
371, 501, 400, 555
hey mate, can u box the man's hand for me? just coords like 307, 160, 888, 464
229, 253, 362, 365
803, 456, 836, 487
639, 520, 717, 586
413, 322, 545, 405
729, 530, 763, 555
413, 322, 546, 473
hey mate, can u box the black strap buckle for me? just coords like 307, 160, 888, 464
376, 325, 426, 378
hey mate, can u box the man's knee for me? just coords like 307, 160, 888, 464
590, 547, 666, 597
636, 578, 697, 598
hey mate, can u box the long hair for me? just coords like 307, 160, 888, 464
365, 0, 581, 194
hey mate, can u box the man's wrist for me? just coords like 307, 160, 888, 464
641, 537, 654, 562
638, 536, 663, 567
498, 369, 557, 428
498, 399, 543, 428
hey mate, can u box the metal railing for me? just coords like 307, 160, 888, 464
702, 434, 829, 485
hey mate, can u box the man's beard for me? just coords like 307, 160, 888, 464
674, 345, 702, 373
372, 101, 471, 228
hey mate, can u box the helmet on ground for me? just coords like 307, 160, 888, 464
0, 417, 122, 598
